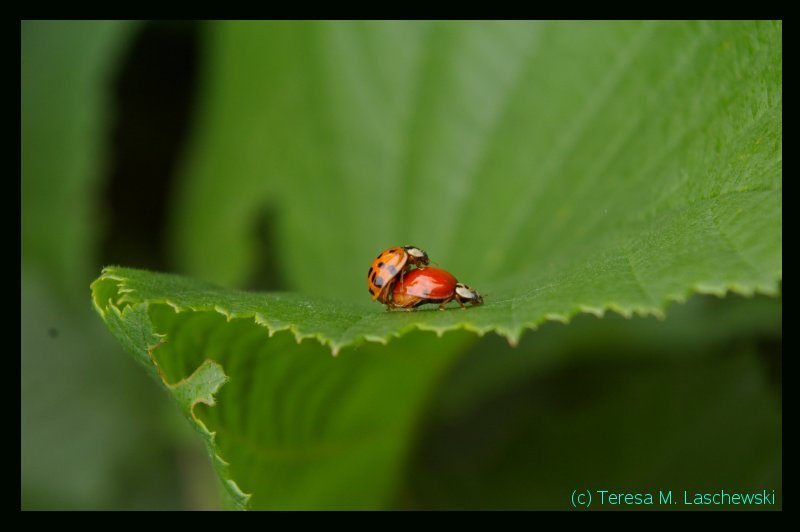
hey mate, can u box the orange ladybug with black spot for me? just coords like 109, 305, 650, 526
367, 245, 429, 304
389, 267, 483, 311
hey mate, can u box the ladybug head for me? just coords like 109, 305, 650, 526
403, 246, 430, 266
455, 283, 483, 305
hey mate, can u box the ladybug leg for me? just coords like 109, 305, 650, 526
439, 296, 453, 311
454, 294, 467, 309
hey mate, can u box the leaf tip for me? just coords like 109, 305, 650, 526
506, 334, 521, 348
215, 305, 234, 321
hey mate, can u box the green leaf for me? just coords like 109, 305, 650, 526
170, 21, 780, 346
92, 267, 473, 509
97, 21, 781, 508
91, 269, 781, 509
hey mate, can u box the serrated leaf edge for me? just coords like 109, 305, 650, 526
91, 273, 252, 510
94, 266, 780, 354
90, 267, 779, 509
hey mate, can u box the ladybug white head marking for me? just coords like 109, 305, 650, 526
455, 283, 483, 304
404, 246, 429, 264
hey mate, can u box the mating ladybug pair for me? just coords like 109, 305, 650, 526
367, 245, 484, 311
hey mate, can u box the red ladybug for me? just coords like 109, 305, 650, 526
389, 267, 484, 311
368, 245, 429, 304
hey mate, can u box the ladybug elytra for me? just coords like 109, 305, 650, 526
390, 267, 484, 311
367, 245, 429, 304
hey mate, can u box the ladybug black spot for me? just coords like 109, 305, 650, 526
367, 266, 373, 278
368, 287, 375, 295
378, 261, 385, 269
376, 252, 383, 259
370, 270, 376, 283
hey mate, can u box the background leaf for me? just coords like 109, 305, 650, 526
406, 294, 781, 509
21, 21, 218, 510
22, 20, 132, 300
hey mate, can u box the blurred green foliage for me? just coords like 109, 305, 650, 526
23, 21, 780, 510
22, 21, 218, 510
408, 294, 781, 509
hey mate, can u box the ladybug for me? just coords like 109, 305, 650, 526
389, 267, 484, 310
368, 245, 429, 303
